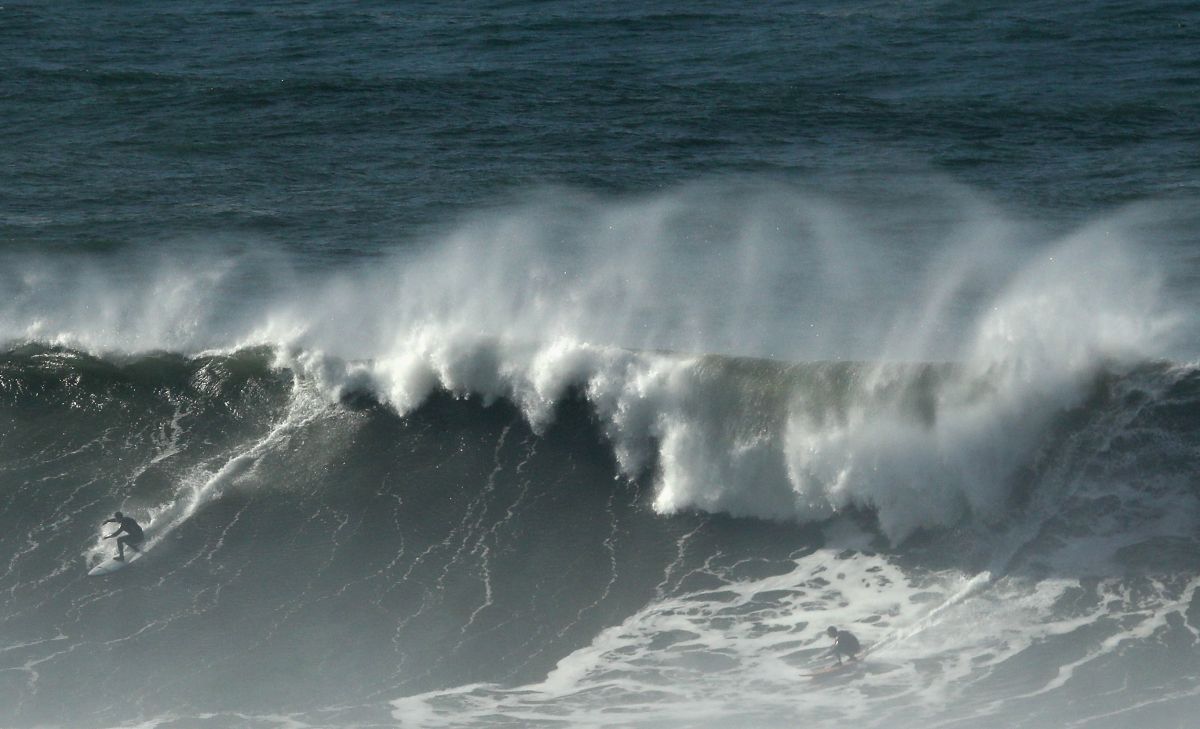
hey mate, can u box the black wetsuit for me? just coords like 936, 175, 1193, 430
105, 516, 144, 557
833, 630, 861, 662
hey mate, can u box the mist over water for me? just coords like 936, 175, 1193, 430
2, 179, 1185, 360
2, 181, 1189, 539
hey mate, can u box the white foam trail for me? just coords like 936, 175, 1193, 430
83, 377, 329, 567
387, 530, 992, 729
392, 531, 1200, 729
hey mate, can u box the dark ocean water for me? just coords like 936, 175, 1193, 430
4, 0, 1199, 253
2, 2, 1200, 728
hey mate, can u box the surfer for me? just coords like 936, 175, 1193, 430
102, 512, 144, 561
825, 626, 861, 665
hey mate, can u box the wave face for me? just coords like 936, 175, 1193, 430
1, 339, 1198, 728
1, 168, 1198, 729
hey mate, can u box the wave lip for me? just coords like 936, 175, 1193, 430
1, 183, 1190, 543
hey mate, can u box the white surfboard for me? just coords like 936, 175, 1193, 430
804, 649, 871, 680
87, 549, 144, 576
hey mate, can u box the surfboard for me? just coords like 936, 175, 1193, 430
804, 661, 862, 680
87, 549, 144, 576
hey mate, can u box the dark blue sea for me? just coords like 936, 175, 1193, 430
2, 2, 1200, 727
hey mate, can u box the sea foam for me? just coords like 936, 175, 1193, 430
1, 181, 1184, 541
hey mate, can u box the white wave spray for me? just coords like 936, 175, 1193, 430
4, 179, 1188, 542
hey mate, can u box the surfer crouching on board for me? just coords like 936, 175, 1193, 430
102, 512, 144, 561
826, 626, 861, 665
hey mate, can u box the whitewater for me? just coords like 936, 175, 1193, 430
2, 180, 1199, 728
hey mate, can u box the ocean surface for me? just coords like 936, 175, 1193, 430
2, 2, 1200, 727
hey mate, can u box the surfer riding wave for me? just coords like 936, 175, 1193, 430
102, 512, 144, 561
826, 626, 861, 666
